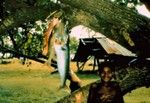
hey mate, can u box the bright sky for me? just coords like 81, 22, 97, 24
136, 4, 150, 18
70, 25, 105, 39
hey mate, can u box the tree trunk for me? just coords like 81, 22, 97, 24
59, 0, 150, 30
59, 0, 150, 56
2, 0, 150, 56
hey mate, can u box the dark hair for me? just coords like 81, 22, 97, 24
98, 62, 115, 74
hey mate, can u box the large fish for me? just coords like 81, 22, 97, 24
54, 21, 70, 88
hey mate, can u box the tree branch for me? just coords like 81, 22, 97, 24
0, 45, 46, 64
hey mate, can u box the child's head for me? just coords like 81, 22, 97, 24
98, 62, 115, 82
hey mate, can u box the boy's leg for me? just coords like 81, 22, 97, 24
68, 70, 82, 92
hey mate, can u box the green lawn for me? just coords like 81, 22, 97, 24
0, 60, 150, 103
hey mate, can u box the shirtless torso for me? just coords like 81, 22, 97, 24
87, 81, 124, 103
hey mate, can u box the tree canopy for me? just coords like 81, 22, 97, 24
1, 0, 150, 58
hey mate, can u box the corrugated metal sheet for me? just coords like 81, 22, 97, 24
96, 37, 136, 56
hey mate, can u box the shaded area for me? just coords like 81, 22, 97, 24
73, 38, 136, 70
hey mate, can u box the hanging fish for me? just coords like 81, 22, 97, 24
53, 19, 70, 88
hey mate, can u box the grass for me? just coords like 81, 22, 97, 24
0, 59, 98, 103
0, 58, 150, 103
124, 87, 150, 103
0, 70, 65, 103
